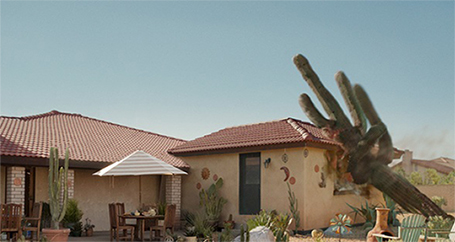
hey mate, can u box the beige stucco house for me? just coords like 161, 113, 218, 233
0, 110, 188, 231
390, 149, 455, 176
169, 118, 383, 231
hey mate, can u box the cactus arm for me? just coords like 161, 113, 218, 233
353, 84, 393, 164
335, 71, 367, 135
353, 85, 381, 126
298, 94, 334, 129
293, 54, 352, 128
57, 149, 69, 223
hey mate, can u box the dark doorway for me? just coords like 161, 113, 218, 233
239, 153, 261, 215
24, 167, 35, 217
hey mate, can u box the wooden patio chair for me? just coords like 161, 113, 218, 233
115, 203, 136, 227
114, 203, 135, 241
109, 203, 117, 241
0, 203, 23, 241
141, 204, 157, 233
150, 204, 176, 241
22, 202, 43, 242
373, 214, 426, 242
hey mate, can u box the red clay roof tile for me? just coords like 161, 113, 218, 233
169, 118, 340, 155
0, 110, 189, 168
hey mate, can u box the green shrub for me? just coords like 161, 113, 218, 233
246, 210, 292, 242
431, 196, 447, 209
62, 199, 83, 236
427, 216, 454, 238
409, 172, 423, 185
424, 169, 441, 185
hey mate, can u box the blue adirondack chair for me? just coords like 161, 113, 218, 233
373, 214, 426, 242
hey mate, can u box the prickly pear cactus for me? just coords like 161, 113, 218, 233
48, 147, 69, 229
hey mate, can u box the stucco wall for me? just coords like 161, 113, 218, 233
180, 147, 383, 231
301, 148, 383, 229
74, 170, 161, 231
1, 166, 5, 203
416, 185, 455, 212
181, 152, 240, 223
33, 168, 161, 231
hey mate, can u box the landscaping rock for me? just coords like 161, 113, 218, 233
323, 227, 352, 237
234, 226, 274, 242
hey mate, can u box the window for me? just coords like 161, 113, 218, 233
239, 153, 261, 215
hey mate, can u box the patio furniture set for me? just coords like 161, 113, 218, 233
0, 202, 43, 242
108, 202, 176, 241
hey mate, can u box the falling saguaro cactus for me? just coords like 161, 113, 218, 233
48, 147, 70, 229
293, 54, 451, 219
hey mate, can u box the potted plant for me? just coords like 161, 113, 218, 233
42, 147, 71, 242
62, 199, 83, 237
83, 218, 95, 237
184, 226, 197, 242
157, 202, 166, 226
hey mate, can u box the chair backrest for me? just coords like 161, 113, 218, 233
164, 204, 176, 228
115, 203, 127, 226
30, 202, 43, 227
31, 202, 43, 219
400, 214, 426, 242
108, 203, 117, 228
1, 203, 22, 231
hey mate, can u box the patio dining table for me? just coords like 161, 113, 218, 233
120, 214, 164, 241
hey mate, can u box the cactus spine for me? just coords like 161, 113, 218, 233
48, 147, 69, 229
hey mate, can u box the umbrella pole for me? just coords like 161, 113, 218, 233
139, 176, 142, 207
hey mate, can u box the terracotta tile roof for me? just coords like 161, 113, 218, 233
0, 110, 189, 168
412, 157, 455, 175
169, 118, 340, 155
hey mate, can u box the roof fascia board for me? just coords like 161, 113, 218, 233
170, 142, 340, 157
1, 155, 112, 170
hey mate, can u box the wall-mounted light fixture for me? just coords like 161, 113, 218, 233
264, 158, 271, 168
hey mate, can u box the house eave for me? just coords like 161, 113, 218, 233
1, 155, 113, 170
169, 141, 341, 157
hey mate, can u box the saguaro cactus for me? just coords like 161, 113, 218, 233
293, 54, 451, 219
48, 147, 69, 229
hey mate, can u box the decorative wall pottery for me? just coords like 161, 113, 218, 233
280, 166, 290, 181
282, 153, 288, 163
289, 177, 296, 185
303, 149, 309, 158
201, 168, 210, 180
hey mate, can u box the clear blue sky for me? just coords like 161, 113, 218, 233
1, 1, 454, 160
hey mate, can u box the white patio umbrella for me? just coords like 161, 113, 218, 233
93, 150, 187, 204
